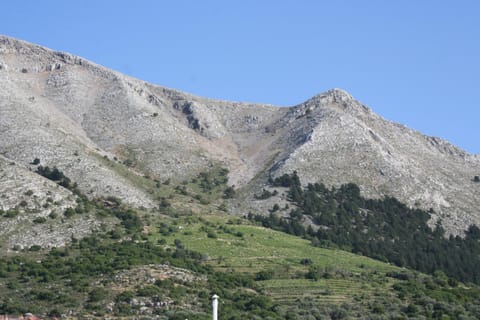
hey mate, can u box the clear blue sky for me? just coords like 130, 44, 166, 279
2, 0, 479, 154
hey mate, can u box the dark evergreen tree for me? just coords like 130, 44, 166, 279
251, 172, 480, 284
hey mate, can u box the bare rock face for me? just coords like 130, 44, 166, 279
1, 35, 479, 237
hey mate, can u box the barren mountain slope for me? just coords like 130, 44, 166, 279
0, 156, 105, 250
1, 35, 479, 236
259, 90, 480, 234
0, 36, 288, 197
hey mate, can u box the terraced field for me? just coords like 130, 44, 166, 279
158, 218, 397, 268
150, 214, 402, 307
260, 277, 395, 305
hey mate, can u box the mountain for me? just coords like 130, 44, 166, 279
1, 35, 479, 239
2, 35, 480, 319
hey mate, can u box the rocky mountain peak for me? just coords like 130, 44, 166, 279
320, 88, 355, 102
293, 88, 371, 120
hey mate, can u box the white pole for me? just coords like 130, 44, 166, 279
212, 294, 219, 320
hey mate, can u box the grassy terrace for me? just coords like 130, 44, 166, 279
158, 219, 397, 272
151, 214, 401, 305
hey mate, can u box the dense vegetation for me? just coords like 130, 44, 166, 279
0, 201, 280, 319
4, 201, 477, 319
252, 172, 480, 284
35, 165, 76, 190
156, 214, 480, 319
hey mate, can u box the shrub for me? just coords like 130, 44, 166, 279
159, 198, 171, 208
255, 269, 274, 281
198, 196, 210, 205
218, 202, 228, 212
34, 290, 56, 301
223, 186, 236, 199
4, 209, 19, 218
405, 304, 419, 316
305, 265, 321, 281
113, 209, 142, 233
88, 288, 107, 302
137, 285, 161, 297
175, 185, 188, 195
123, 159, 134, 167
36, 166, 72, 189
300, 258, 313, 265
115, 291, 135, 303
207, 231, 217, 239
174, 239, 184, 249
372, 303, 385, 314
330, 306, 349, 320
109, 229, 122, 239
33, 217, 47, 224
254, 189, 278, 200
64, 208, 75, 218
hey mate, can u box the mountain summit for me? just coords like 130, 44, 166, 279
1, 35, 479, 236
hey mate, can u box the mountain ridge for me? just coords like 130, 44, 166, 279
0, 35, 479, 238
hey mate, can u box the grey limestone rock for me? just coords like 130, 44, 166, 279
1, 35, 479, 238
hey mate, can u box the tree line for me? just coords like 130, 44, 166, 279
251, 172, 480, 284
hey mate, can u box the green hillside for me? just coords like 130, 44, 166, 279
1, 167, 480, 319
150, 213, 480, 319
